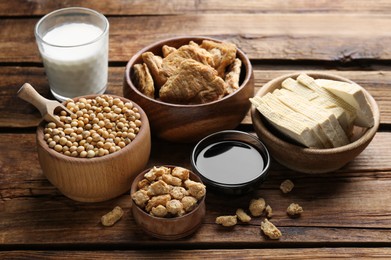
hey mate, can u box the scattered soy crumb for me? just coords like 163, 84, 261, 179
249, 198, 266, 217
214, 185, 305, 240
287, 203, 303, 217
215, 215, 237, 227
265, 205, 273, 218
236, 208, 251, 223
260, 218, 282, 240
280, 179, 294, 194
101, 206, 124, 227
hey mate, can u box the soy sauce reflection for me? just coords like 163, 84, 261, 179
204, 141, 250, 158
196, 141, 265, 185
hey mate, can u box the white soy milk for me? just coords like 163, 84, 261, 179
41, 23, 108, 100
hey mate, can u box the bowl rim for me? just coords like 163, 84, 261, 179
130, 165, 206, 221
250, 71, 380, 154
124, 35, 253, 108
190, 130, 271, 187
36, 94, 150, 162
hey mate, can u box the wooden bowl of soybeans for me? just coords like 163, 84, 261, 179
36, 94, 151, 202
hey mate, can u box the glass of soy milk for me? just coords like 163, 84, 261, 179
35, 7, 109, 101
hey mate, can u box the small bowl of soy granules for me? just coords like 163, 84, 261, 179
36, 94, 151, 202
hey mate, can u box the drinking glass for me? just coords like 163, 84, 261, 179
35, 7, 109, 101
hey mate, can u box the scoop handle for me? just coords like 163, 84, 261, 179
17, 83, 51, 116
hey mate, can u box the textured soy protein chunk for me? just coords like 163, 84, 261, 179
147, 180, 170, 196
181, 196, 198, 212
280, 179, 295, 194
185, 179, 206, 200
287, 203, 303, 217
249, 198, 266, 217
101, 206, 124, 227
265, 205, 273, 218
131, 166, 205, 218
131, 189, 150, 208
145, 194, 171, 212
260, 219, 282, 239
133, 40, 241, 105
151, 205, 168, 217
215, 215, 238, 227
170, 186, 189, 200
236, 208, 251, 223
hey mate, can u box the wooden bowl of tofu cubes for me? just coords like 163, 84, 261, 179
250, 72, 380, 174
123, 36, 254, 143
130, 165, 206, 240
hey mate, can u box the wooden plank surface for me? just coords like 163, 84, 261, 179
2, 248, 391, 259
1, 14, 391, 63
1, 131, 390, 246
2, 0, 391, 16
2, 67, 390, 128
1, 0, 391, 257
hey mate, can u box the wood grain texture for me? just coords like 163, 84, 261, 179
1, 132, 391, 246
1, 0, 391, 16
2, 248, 391, 259
1, 0, 391, 256
0, 66, 125, 128
3, 131, 389, 195
2, 67, 390, 128
1, 14, 391, 63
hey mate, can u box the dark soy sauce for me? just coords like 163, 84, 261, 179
195, 141, 264, 185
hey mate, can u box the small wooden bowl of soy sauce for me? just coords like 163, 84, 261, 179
191, 130, 270, 195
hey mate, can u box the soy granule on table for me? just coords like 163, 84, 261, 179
260, 219, 282, 240
249, 198, 266, 217
287, 203, 303, 217
101, 206, 124, 227
216, 208, 252, 226
265, 205, 273, 218
236, 208, 251, 223
215, 215, 238, 227
280, 179, 294, 194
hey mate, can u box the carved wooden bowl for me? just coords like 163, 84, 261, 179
123, 36, 254, 143
251, 72, 380, 174
36, 95, 151, 202
130, 166, 206, 240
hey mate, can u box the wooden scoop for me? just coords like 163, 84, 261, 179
17, 83, 73, 127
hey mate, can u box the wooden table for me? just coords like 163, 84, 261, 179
1, 1, 391, 258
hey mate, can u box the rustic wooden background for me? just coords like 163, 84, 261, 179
1, 1, 391, 258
